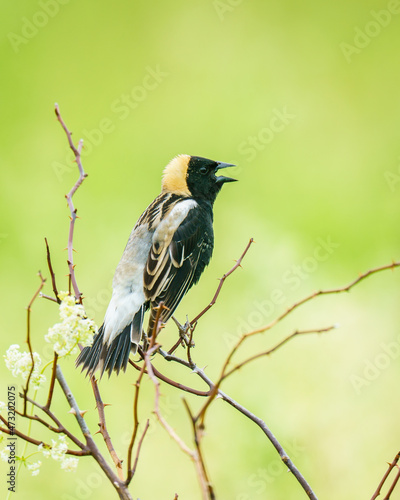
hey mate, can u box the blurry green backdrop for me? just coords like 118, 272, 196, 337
1, 1, 400, 499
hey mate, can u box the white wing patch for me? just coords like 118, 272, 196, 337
153, 199, 197, 248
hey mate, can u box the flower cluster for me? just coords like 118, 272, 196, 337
26, 460, 42, 476
45, 291, 96, 357
39, 434, 78, 472
4, 345, 46, 390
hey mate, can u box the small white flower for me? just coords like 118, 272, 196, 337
27, 460, 42, 476
4, 345, 46, 390
0, 448, 9, 462
45, 292, 97, 357
60, 456, 78, 472
38, 442, 50, 458
0, 401, 6, 413
39, 434, 79, 473
49, 435, 68, 461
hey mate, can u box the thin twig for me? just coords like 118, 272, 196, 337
192, 237, 254, 325
383, 467, 400, 500
159, 355, 318, 500
126, 360, 147, 484
144, 346, 209, 500
168, 238, 254, 354
129, 358, 212, 397
23, 272, 46, 415
40, 293, 58, 302
0, 417, 87, 456
126, 304, 165, 483
196, 326, 335, 427
218, 261, 400, 401
183, 399, 215, 500
56, 365, 133, 500
45, 237, 60, 303
129, 419, 150, 479
91, 376, 124, 480
54, 103, 87, 302
371, 451, 400, 500
144, 347, 194, 456
222, 326, 336, 381
45, 352, 59, 409
21, 393, 86, 450
219, 384, 318, 500
242, 261, 400, 341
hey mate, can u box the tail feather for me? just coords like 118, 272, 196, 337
76, 325, 106, 376
103, 324, 132, 376
76, 306, 146, 377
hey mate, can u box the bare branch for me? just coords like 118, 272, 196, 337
130, 357, 212, 397
45, 352, 59, 409
126, 359, 146, 484
223, 325, 336, 380
383, 467, 400, 500
158, 351, 318, 499
371, 451, 400, 500
219, 260, 400, 397
144, 345, 210, 500
45, 237, 60, 303
55, 365, 133, 500
128, 419, 150, 481
191, 238, 254, 326
91, 375, 124, 480
54, 103, 88, 302
183, 399, 215, 500
168, 238, 254, 354
244, 260, 400, 340
0, 416, 88, 457
195, 326, 335, 427
23, 271, 46, 414
21, 392, 86, 450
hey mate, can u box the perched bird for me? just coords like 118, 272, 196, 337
77, 154, 236, 377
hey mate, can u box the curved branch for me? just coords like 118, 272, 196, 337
56, 365, 132, 500
24, 272, 46, 414
90, 376, 124, 480
168, 238, 254, 354
54, 103, 87, 302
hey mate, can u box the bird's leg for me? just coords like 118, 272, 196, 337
141, 329, 149, 353
172, 315, 194, 347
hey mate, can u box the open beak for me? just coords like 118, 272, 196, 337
215, 162, 237, 184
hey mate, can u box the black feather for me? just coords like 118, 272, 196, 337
76, 325, 105, 376
103, 324, 131, 376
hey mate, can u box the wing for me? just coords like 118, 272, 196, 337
143, 199, 213, 331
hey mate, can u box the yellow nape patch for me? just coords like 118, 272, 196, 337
161, 154, 191, 196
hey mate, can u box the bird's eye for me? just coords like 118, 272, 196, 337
199, 166, 208, 175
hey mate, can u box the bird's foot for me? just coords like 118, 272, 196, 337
141, 331, 150, 354
172, 315, 195, 348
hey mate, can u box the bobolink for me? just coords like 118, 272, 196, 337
77, 154, 236, 376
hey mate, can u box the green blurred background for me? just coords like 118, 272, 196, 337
1, 1, 400, 498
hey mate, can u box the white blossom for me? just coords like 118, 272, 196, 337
40, 435, 68, 461
60, 456, 78, 472
39, 434, 79, 473
45, 292, 96, 357
4, 345, 46, 390
0, 448, 9, 462
27, 460, 42, 476
38, 443, 50, 458
0, 401, 6, 413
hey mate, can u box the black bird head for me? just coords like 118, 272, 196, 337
162, 154, 237, 202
